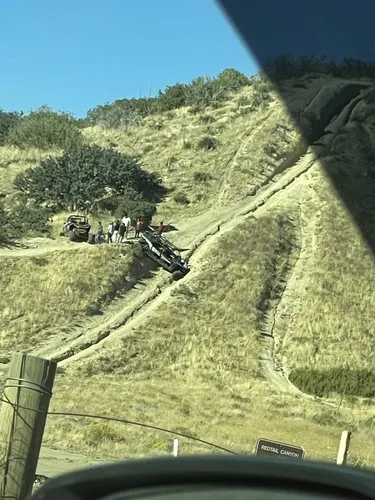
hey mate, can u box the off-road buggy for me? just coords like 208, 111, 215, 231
60, 215, 91, 242
132, 231, 190, 281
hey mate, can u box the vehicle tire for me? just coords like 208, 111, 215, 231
172, 270, 185, 281
133, 242, 144, 258
68, 230, 76, 242
88, 233, 95, 245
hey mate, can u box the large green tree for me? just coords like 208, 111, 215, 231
13, 145, 167, 211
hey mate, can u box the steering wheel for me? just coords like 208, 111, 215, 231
31, 454, 375, 500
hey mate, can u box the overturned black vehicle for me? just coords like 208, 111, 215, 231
132, 231, 190, 281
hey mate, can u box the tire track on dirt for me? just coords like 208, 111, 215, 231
0, 241, 88, 258
216, 110, 274, 204
270, 188, 319, 387
257, 177, 318, 395
15, 83, 375, 383
54, 85, 371, 378
52, 146, 321, 367
254, 86, 369, 404
48, 79, 365, 367
255, 179, 337, 408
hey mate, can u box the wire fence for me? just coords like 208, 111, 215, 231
0, 396, 238, 456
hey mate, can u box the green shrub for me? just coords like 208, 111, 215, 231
86, 98, 155, 128
250, 76, 273, 109
193, 171, 214, 182
1, 200, 52, 239
289, 367, 375, 398
86, 68, 252, 128
114, 198, 157, 227
215, 68, 251, 92
158, 83, 188, 111
197, 136, 219, 151
0, 109, 22, 147
13, 145, 166, 211
173, 192, 190, 205
198, 114, 215, 124
6, 106, 82, 150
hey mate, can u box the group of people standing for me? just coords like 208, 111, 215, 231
106, 214, 144, 243
94, 214, 166, 244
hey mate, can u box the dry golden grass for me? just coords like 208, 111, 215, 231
78, 215, 292, 380
284, 185, 375, 371
44, 367, 375, 465
0, 85, 302, 224
0, 245, 132, 359
43, 209, 375, 466
82, 86, 302, 219
43, 374, 375, 466
1, 76, 375, 469
277, 121, 375, 373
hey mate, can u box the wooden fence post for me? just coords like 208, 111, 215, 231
0, 352, 56, 500
172, 438, 179, 457
336, 430, 352, 465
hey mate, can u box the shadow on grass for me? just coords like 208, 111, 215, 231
275, 77, 375, 254
0, 238, 38, 250
320, 122, 375, 251
85, 250, 161, 316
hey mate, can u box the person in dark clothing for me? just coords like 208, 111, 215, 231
118, 222, 126, 243
107, 221, 114, 243
112, 219, 120, 243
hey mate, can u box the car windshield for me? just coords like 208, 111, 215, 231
0, 0, 374, 493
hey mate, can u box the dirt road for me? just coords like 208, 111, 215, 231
0, 237, 85, 258
37, 447, 109, 477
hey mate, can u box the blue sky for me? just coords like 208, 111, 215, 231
0, 0, 258, 118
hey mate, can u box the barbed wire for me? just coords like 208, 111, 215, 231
0, 397, 238, 455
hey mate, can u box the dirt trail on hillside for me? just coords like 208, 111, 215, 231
256, 171, 320, 396
50, 83, 370, 374
255, 87, 368, 400
0, 238, 88, 258
49, 145, 321, 367
12, 80, 373, 477
270, 179, 320, 387
37, 82, 372, 372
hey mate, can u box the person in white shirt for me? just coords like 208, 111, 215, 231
121, 214, 132, 240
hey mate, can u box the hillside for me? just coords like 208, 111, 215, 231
1, 58, 375, 471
